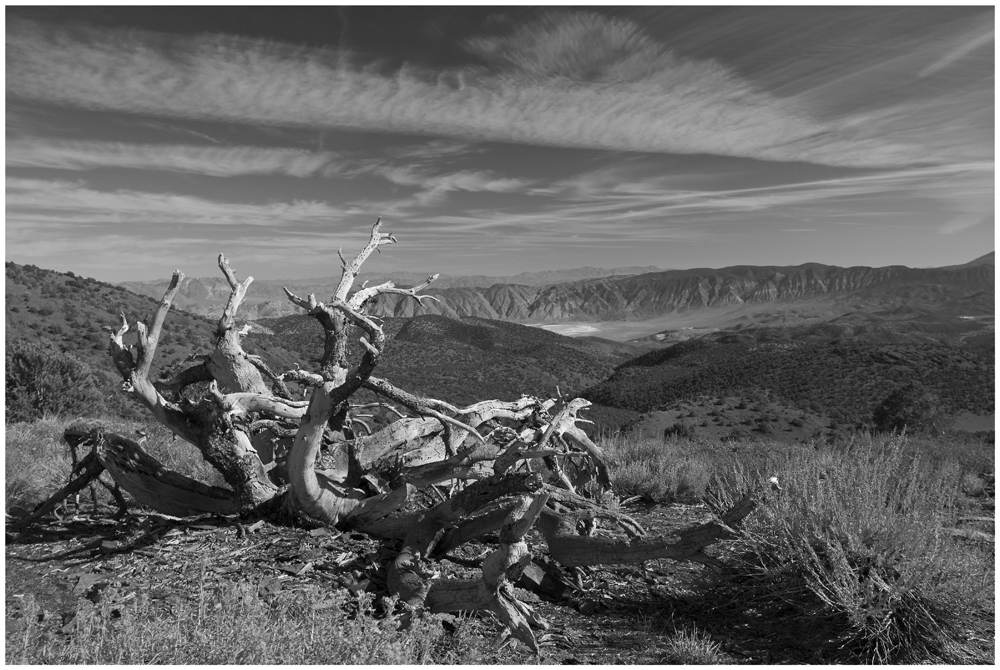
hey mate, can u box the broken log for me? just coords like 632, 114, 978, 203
63, 424, 238, 517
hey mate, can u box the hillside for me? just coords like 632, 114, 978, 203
8, 260, 993, 438
6, 260, 642, 429
938, 251, 995, 270
582, 332, 994, 431
4, 262, 302, 419
253, 314, 641, 410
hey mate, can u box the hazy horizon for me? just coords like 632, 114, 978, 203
6, 6, 994, 283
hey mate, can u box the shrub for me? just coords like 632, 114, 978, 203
663, 422, 696, 439
707, 434, 992, 663
5, 339, 105, 422
872, 383, 947, 435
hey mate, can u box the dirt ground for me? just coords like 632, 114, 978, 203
4, 500, 770, 664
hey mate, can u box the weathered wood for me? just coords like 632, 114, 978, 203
423, 494, 551, 653
10, 453, 106, 530
64, 426, 238, 516
536, 491, 757, 570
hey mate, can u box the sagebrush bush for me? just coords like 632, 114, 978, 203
871, 383, 947, 435
5, 339, 106, 423
707, 433, 992, 663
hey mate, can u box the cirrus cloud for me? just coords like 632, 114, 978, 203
7, 14, 927, 168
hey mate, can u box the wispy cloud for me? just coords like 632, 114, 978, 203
559, 161, 992, 209
5, 177, 355, 228
6, 139, 338, 176
6, 14, 931, 168
6, 138, 532, 207
919, 22, 993, 77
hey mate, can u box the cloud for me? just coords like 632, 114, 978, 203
6, 139, 338, 176
6, 139, 531, 205
6, 14, 928, 167
466, 12, 681, 83
919, 22, 994, 77
5, 176, 356, 229
355, 163, 530, 194
523, 161, 995, 228
938, 214, 991, 235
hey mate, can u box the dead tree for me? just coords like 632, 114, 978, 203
18, 220, 762, 651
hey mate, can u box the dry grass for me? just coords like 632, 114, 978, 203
7, 421, 993, 664
8, 578, 512, 664
601, 434, 719, 503
5, 418, 77, 516
658, 625, 728, 664
601, 431, 993, 663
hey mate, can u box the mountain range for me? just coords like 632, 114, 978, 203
120, 257, 994, 345
119, 265, 663, 320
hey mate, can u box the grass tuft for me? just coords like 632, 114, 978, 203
602, 434, 717, 503
659, 625, 727, 664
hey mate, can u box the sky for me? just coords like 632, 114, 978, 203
5, 4, 995, 282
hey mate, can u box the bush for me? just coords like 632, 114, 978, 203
5, 339, 105, 422
872, 383, 947, 435
707, 434, 992, 663
663, 422, 696, 439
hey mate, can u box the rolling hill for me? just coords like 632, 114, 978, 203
252, 313, 642, 409
4, 262, 302, 419
7, 259, 994, 440
6, 261, 643, 429
581, 331, 994, 432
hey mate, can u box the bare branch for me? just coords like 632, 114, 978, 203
333, 217, 397, 302
108, 312, 135, 379
280, 368, 325, 387
155, 362, 212, 397
363, 377, 485, 444
135, 270, 183, 380
348, 273, 442, 311
246, 354, 293, 399
220, 393, 310, 420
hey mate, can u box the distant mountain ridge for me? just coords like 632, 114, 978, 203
118, 265, 662, 319
118, 256, 994, 326
937, 251, 994, 270
368, 261, 995, 325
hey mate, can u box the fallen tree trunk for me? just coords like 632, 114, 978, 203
63, 424, 238, 517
